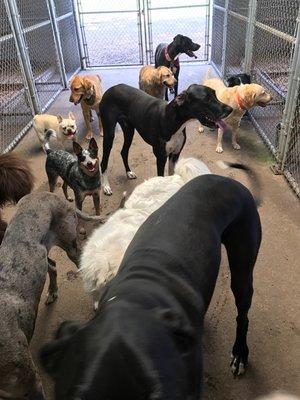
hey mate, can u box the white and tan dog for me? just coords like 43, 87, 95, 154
199, 77, 272, 153
139, 65, 176, 99
80, 157, 210, 309
33, 112, 77, 149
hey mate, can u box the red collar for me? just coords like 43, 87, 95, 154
236, 92, 247, 110
164, 46, 179, 67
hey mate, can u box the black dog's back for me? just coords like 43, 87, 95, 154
155, 43, 167, 67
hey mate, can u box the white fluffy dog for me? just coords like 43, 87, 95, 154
80, 157, 210, 309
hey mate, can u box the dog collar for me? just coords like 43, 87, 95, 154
165, 46, 179, 67
236, 92, 247, 110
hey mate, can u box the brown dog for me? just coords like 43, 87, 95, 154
199, 77, 272, 153
69, 74, 103, 140
139, 65, 176, 99
0, 152, 34, 245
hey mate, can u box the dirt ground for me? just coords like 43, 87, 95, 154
2, 65, 300, 399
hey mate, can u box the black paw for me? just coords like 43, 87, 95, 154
230, 344, 249, 376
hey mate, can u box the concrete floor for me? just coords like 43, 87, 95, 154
2, 64, 300, 399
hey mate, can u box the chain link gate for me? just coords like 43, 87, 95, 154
0, 0, 81, 153
211, 0, 300, 198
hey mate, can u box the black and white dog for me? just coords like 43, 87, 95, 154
40, 168, 262, 399
227, 73, 251, 87
99, 83, 232, 195
155, 34, 200, 100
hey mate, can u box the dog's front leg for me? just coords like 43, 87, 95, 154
45, 257, 58, 305
156, 155, 167, 176
75, 192, 87, 236
231, 127, 241, 150
62, 181, 73, 202
216, 128, 224, 153
92, 191, 101, 215
82, 103, 94, 140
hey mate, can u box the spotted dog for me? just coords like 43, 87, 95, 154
44, 135, 101, 218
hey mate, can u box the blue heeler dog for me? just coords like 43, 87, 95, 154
44, 134, 101, 218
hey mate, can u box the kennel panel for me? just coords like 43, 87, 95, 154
0, 11, 33, 152
58, 15, 81, 77
211, 5, 225, 75
228, 0, 249, 16
54, 0, 73, 17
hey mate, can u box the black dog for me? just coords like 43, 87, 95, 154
227, 73, 251, 87
155, 34, 200, 100
40, 169, 261, 399
98, 83, 232, 195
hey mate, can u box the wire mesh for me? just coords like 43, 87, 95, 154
58, 15, 81, 78
148, 5, 209, 64
54, 0, 73, 17
224, 13, 247, 77
284, 90, 300, 194
211, 5, 224, 74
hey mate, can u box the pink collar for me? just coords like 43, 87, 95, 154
164, 46, 179, 67
236, 92, 247, 110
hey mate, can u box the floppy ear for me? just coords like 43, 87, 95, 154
68, 111, 75, 120
88, 137, 98, 154
173, 91, 188, 107
157, 308, 196, 350
73, 141, 83, 156
40, 321, 81, 376
57, 115, 63, 123
85, 80, 95, 97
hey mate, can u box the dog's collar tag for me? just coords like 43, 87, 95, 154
165, 46, 180, 68
236, 92, 247, 111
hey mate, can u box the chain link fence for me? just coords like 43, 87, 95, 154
211, 0, 300, 197
0, 0, 81, 153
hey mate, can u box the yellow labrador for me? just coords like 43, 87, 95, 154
199, 78, 272, 153
69, 75, 103, 140
139, 65, 176, 99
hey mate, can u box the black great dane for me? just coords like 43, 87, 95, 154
98, 83, 231, 195
155, 34, 200, 100
41, 169, 262, 400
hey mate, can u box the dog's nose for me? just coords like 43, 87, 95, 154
69, 96, 74, 102
87, 161, 93, 167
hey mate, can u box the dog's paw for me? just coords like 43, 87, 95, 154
94, 301, 99, 311
127, 171, 137, 179
230, 353, 246, 376
90, 116, 94, 122
67, 197, 74, 202
103, 185, 113, 196
216, 145, 224, 153
85, 132, 93, 141
198, 125, 204, 133
232, 142, 241, 150
45, 291, 58, 305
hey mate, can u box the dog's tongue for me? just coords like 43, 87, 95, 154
187, 50, 197, 58
216, 120, 227, 130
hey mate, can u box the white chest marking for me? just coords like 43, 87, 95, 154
165, 120, 194, 156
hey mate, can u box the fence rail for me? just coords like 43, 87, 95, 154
0, 0, 81, 153
211, 0, 300, 198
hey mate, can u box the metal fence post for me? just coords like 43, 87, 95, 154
72, 0, 86, 69
277, 7, 300, 171
244, 0, 257, 74
46, 0, 68, 88
4, 0, 41, 114
220, 0, 229, 77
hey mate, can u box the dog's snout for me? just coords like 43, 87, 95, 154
69, 95, 74, 103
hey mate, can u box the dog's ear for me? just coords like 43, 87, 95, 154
85, 80, 95, 98
73, 141, 83, 156
173, 91, 188, 107
68, 111, 75, 120
157, 308, 196, 351
57, 115, 63, 123
88, 138, 98, 155
40, 321, 81, 376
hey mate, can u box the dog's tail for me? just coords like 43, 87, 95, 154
217, 161, 262, 207
175, 157, 211, 184
0, 152, 34, 208
43, 129, 56, 154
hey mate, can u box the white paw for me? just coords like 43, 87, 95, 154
216, 145, 224, 153
198, 126, 204, 133
45, 291, 58, 305
103, 185, 113, 196
67, 197, 73, 202
127, 171, 137, 179
94, 301, 99, 311
232, 142, 241, 150
230, 354, 245, 376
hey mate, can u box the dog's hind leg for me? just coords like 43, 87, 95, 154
119, 119, 137, 180
223, 213, 261, 376
45, 258, 58, 305
168, 128, 186, 175
46, 169, 58, 193
62, 181, 73, 202
216, 128, 224, 153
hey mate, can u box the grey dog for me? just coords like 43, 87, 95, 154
0, 192, 79, 399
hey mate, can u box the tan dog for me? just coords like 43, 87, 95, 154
139, 65, 176, 99
199, 78, 272, 153
33, 112, 77, 149
69, 74, 103, 140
